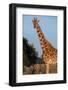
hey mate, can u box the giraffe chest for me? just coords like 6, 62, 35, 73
43, 50, 57, 63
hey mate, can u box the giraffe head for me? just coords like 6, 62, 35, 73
32, 18, 39, 28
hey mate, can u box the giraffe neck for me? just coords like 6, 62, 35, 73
35, 24, 52, 53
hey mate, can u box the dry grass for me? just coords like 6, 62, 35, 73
23, 63, 57, 75
49, 63, 57, 73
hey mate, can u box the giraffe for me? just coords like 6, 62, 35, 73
32, 18, 57, 74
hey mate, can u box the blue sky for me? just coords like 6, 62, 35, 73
23, 15, 57, 57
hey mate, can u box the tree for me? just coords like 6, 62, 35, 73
23, 37, 38, 66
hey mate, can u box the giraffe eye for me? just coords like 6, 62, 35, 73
37, 29, 39, 32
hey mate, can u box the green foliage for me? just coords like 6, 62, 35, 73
23, 37, 39, 67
